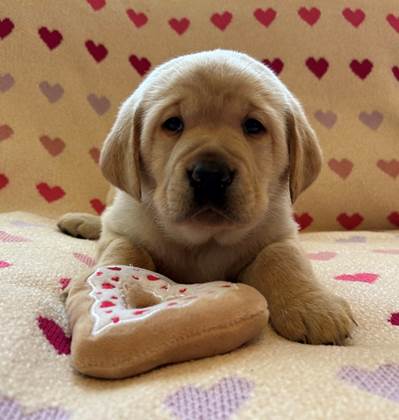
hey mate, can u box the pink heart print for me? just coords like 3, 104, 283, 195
358, 111, 383, 130
334, 273, 379, 284
87, 0, 106, 11
87, 94, 110, 115
314, 110, 337, 129
307, 251, 337, 261
387, 14, 399, 33
0, 261, 12, 268
210, 11, 233, 30
73, 252, 96, 267
0, 124, 13, 141
377, 160, 399, 179
39, 81, 64, 103
0, 231, 30, 242
37, 316, 71, 355
328, 158, 353, 179
39, 135, 65, 156
342, 8, 365, 27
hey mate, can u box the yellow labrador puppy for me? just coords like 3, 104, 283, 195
59, 50, 355, 345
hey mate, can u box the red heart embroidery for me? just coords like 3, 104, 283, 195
306, 57, 329, 79
334, 273, 379, 284
337, 213, 364, 230
210, 11, 232, 31
85, 40, 108, 62
37, 316, 71, 355
89, 147, 100, 163
0, 18, 14, 39
36, 182, 65, 202
38, 27, 63, 50
387, 14, 399, 33
169, 17, 190, 35
0, 124, 13, 141
389, 312, 399, 326
87, 0, 106, 11
0, 174, 9, 189
377, 160, 399, 178
147, 274, 160, 281
388, 212, 399, 227
100, 301, 115, 308
392, 66, 399, 81
350, 59, 373, 80
328, 158, 353, 179
39, 135, 65, 156
262, 58, 284, 75
129, 54, 151, 76
254, 8, 276, 27
90, 198, 106, 215
59, 278, 71, 290
342, 8, 365, 27
298, 7, 320, 26
126, 9, 148, 28
294, 213, 313, 230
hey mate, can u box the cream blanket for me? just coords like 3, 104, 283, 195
0, 211, 398, 419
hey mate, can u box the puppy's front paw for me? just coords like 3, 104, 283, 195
269, 290, 356, 345
57, 212, 101, 240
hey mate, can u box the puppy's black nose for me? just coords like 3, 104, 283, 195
188, 160, 234, 205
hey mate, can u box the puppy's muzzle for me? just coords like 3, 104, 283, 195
187, 159, 235, 207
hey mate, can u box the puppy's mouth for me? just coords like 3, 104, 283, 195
176, 206, 236, 227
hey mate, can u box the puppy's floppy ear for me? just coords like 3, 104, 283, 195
99, 95, 143, 201
286, 97, 322, 202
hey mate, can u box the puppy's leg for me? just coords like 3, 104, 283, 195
57, 213, 101, 240
239, 239, 355, 345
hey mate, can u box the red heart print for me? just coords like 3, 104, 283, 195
262, 58, 284, 75
294, 213, 313, 230
392, 66, 399, 81
90, 198, 106, 215
388, 212, 399, 227
38, 27, 63, 50
87, 0, 106, 11
328, 158, 353, 179
85, 40, 108, 62
389, 312, 399, 326
0, 18, 14, 39
342, 8, 365, 27
0, 174, 9, 189
337, 213, 364, 230
147, 274, 160, 281
108, 266, 122, 271
59, 277, 71, 290
126, 9, 148, 28
334, 273, 379, 284
73, 252, 95, 267
169, 17, 190, 35
306, 57, 329, 79
350, 59, 373, 80
37, 316, 71, 355
129, 54, 151, 76
0, 124, 13, 141
179, 288, 187, 293
0, 261, 11, 268
298, 7, 320, 26
39, 135, 65, 156
102, 282, 115, 289
112, 316, 120, 323
210, 11, 232, 30
89, 147, 100, 163
387, 14, 399, 33
133, 309, 148, 315
377, 160, 399, 178
111, 276, 119, 281
100, 301, 115, 308
36, 182, 65, 202
254, 8, 276, 27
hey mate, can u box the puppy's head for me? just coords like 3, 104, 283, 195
100, 50, 322, 245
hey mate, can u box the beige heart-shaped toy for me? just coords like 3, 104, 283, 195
66, 265, 268, 379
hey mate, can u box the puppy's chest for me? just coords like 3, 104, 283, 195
151, 246, 250, 284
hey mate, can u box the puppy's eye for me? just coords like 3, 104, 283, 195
162, 117, 184, 134
242, 118, 266, 136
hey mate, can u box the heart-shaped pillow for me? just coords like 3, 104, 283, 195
66, 265, 268, 378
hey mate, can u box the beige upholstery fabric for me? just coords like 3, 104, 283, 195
0, 212, 398, 419
1, 1, 399, 230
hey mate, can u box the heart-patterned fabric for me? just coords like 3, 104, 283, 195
0, 211, 398, 418
0, 0, 398, 231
